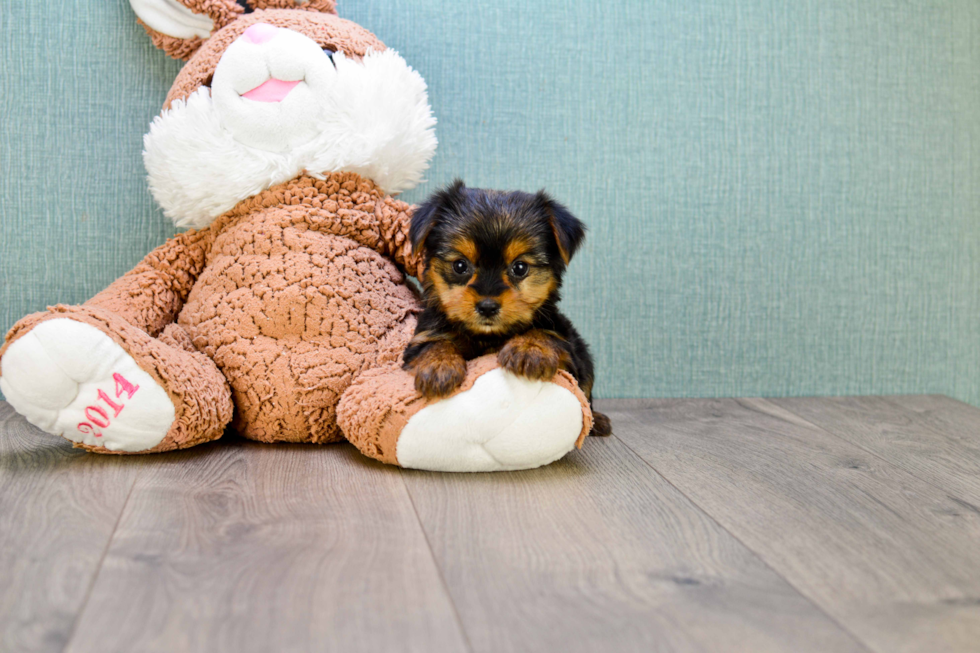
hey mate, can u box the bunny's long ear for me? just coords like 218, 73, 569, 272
246, 0, 337, 13
129, 0, 243, 60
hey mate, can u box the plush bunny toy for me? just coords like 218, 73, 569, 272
0, 0, 592, 472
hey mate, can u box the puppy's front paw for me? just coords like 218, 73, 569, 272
498, 331, 562, 381
409, 342, 467, 399
414, 359, 467, 398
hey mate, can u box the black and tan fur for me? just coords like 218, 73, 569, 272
403, 180, 612, 437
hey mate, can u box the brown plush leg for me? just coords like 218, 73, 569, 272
1, 306, 233, 453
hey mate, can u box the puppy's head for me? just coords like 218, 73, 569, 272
410, 180, 586, 334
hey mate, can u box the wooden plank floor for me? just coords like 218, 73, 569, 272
1, 396, 978, 653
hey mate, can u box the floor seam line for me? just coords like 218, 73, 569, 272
60, 469, 138, 652
762, 397, 979, 507
398, 471, 476, 653
608, 410, 877, 653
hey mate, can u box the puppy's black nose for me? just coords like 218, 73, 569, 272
475, 299, 501, 318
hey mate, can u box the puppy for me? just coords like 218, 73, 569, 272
403, 180, 612, 437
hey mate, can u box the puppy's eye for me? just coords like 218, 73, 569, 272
452, 259, 469, 275
511, 261, 530, 278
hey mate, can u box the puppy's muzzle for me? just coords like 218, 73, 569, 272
475, 299, 501, 318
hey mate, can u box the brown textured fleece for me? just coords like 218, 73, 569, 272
164, 9, 386, 109
338, 355, 594, 466
249, 0, 337, 12
86, 228, 212, 337
175, 173, 424, 444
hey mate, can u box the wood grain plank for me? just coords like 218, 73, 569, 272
608, 398, 980, 653
63, 439, 469, 653
771, 395, 980, 504
401, 427, 867, 653
0, 401, 140, 653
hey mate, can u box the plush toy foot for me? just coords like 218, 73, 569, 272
338, 356, 592, 472
0, 319, 174, 452
1, 308, 234, 454
398, 367, 586, 471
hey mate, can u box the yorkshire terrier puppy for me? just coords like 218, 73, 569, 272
403, 180, 612, 437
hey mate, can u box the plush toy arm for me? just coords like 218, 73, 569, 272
84, 228, 211, 335
375, 197, 425, 279
320, 184, 424, 278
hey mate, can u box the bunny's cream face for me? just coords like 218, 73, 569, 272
129, 2, 437, 230
210, 24, 334, 152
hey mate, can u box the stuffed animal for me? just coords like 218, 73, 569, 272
0, 0, 592, 472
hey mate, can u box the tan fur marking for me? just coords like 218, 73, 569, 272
496, 288, 531, 328
504, 238, 533, 264
409, 330, 453, 346
495, 270, 556, 330
521, 269, 557, 307
451, 237, 478, 262
429, 265, 476, 325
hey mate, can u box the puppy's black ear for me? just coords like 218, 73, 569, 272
409, 200, 439, 256
536, 191, 586, 264
410, 179, 467, 256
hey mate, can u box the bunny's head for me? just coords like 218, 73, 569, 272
130, 0, 437, 229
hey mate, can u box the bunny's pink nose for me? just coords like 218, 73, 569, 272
242, 23, 278, 45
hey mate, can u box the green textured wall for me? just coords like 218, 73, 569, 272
2, 1, 979, 403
